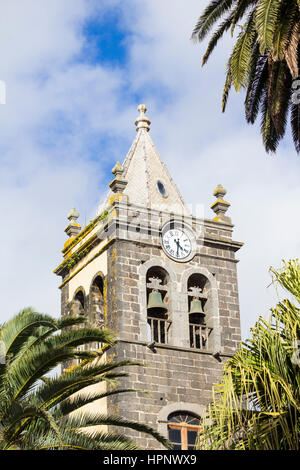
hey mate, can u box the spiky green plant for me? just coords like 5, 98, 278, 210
0, 309, 171, 450
198, 259, 300, 450
192, 0, 300, 153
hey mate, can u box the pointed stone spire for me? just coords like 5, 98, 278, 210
135, 104, 151, 132
65, 207, 81, 238
211, 184, 231, 223
100, 104, 190, 216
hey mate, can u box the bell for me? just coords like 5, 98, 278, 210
189, 297, 204, 315
147, 290, 168, 312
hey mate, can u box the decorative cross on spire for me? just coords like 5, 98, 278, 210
135, 104, 151, 132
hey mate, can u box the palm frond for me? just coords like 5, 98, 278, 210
222, 55, 233, 111
284, 21, 300, 79
31, 360, 141, 410
230, 0, 256, 36
202, 12, 235, 66
56, 388, 141, 418
198, 259, 300, 450
255, 0, 282, 53
23, 426, 141, 450
260, 85, 281, 152
0, 309, 167, 450
193, 0, 300, 153
272, 1, 298, 61
191, 0, 236, 41
64, 411, 172, 449
290, 102, 300, 153
267, 59, 291, 135
230, 12, 257, 91
1, 308, 58, 357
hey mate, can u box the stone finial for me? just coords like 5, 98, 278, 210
67, 207, 79, 223
213, 184, 227, 200
109, 161, 127, 194
112, 161, 124, 178
65, 207, 81, 238
211, 184, 231, 223
135, 104, 151, 132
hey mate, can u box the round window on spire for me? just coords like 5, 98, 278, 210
157, 180, 168, 198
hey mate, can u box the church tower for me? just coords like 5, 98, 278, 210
54, 105, 243, 450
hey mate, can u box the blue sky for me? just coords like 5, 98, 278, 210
82, 9, 128, 66
0, 0, 299, 340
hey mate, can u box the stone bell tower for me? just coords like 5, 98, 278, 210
54, 104, 243, 450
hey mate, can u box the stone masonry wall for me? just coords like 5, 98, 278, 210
107, 341, 223, 449
57, 201, 242, 449
106, 235, 241, 353
105, 227, 241, 449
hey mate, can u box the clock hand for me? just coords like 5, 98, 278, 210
175, 239, 180, 257
175, 238, 184, 251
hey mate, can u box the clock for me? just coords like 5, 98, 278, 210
162, 227, 192, 260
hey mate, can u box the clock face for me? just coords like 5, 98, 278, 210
162, 228, 192, 260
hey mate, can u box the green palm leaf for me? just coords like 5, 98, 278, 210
64, 412, 172, 449
272, 1, 298, 61
191, 0, 236, 41
1, 308, 58, 357
230, 12, 257, 91
193, 0, 300, 152
230, 0, 256, 35
267, 59, 291, 136
0, 308, 169, 450
290, 101, 300, 146
255, 0, 282, 53
197, 259, 300, 450
222, 56, 233, 111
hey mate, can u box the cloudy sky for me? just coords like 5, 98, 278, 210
0, 0, 299, 339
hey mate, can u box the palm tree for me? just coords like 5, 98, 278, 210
0, 308, 170, 450
192, 0, 300, 153
197, 259, 300, 450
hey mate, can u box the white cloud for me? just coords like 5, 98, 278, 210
0, 0, 298, 342
0, 0, 131, 320
115, 0, 300, 338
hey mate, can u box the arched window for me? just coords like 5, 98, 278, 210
72, 289, 86, 363
187, 274, 212, 350
89, 275, 105, 328
73, 290, 85, 317
89, 275, 105, 351
168, 412, 201, 450
146, 266, 171, 344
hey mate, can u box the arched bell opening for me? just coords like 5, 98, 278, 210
89, 275, 105, 328
187, 274, 212, 350
73, 290, 85, 317
71, 289, 87, 363
146, 266, 171, 344
89, 275, 105, 352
